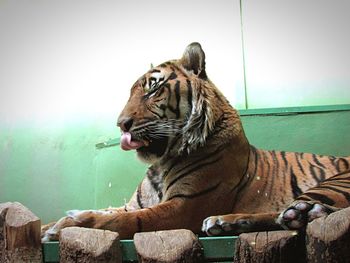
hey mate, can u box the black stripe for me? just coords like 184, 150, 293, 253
148, 108, 163, 119
323, 170, 350, 182
156, 85, 166, 98
166, 156, 222, 192
295, 153, 306, 175
174, 81, 181, 118
149, 77, 156, 82
229, 150, 252, 200
301, 192, 335, 206
167, 182, 221, 201
168, 71, 177, 80
169, 64, 183, 74
186, 80, 193, 119
150, 69, 161, 73
174, 144, 227, 177
229, 147, 253, 202
166, 137, 182, 158
229, 166, 251, 197
325, 182, 350, 189
318, 166, 326, 181
311, 163, 326, 183
296, 196, 312, 201
316, 185, 350, 202
136, 216, 143, 232
280, 151, 288, 168
268, 151, 279, 196
136, 184, 144, 209
329, 156, 339, 171
251, 146, 259, 177
312, 154, 326, 169
309, 164, 321, 184
337, 158, 350, 172
290, 168, 303, 199
260, 151, 270, 195
154, 98, 165, 104
325, 179, 350, 186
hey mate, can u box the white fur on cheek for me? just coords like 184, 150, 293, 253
180, 82, 215, 154
150, 72, 164, 80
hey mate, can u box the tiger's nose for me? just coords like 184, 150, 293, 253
117, 117, 134, 132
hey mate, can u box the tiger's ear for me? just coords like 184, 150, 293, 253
179, 42, 207, 79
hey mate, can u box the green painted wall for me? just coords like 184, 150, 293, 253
1, 107, 349, 223
242, 110, 350, 157
0, 119, 146, 223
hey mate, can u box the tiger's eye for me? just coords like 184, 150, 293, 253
143, 84, 150, 93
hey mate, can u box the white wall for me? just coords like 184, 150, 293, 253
242, 0, 350, 108
0, 0, 245, 126
1, 0, 349, 127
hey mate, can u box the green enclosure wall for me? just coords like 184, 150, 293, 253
1, 106, 349, 223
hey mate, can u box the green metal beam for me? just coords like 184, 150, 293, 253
95, 104, 350, 149
238, 104, 350, 116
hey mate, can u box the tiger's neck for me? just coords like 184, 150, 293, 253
160, 104, 250, 167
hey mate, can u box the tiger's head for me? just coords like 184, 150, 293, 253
117, 42, 242, 164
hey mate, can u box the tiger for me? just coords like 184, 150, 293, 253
42, 42, 350, 242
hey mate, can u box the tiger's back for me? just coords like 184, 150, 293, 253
233, 146, 350, 214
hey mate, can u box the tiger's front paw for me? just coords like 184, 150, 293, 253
277, 201, 337, 230
41, 215, 79, 242
41, 209, 113, 242
202, 215, 252, 236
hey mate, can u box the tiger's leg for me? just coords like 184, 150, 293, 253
202, 203, 340, 236
41, 198, 205, 240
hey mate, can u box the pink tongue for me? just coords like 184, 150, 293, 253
120, 132, 144, 151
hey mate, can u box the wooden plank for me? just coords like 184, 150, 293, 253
59, 227, 122, 263
306, 207, 350, 262
0, 203, 12, 261
0, 202, 42, 263
134, 229, 203, 263
234, 230, 306, 263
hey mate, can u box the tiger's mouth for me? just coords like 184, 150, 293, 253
120, 132, 146, 151
120, 131, 169, 157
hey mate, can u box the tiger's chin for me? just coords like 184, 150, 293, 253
135, 137, 169, 164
